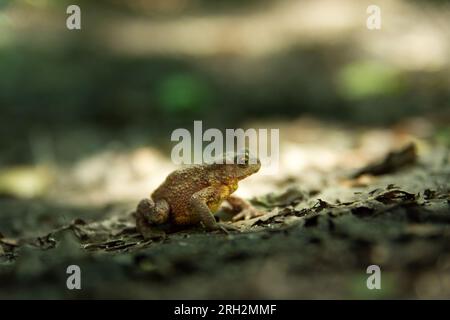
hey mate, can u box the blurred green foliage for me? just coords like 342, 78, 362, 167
157, 74, 212, 114
337, 61, 403, 99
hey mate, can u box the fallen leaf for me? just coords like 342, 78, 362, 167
374, 190, 416, 204
0, 238, 19, 247
312, 199, 334, 212
351, 143, 417, 178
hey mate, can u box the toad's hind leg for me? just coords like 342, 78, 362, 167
227, 195, 264, 221
135, 198, 169, 239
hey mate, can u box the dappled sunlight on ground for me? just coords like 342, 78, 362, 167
1, 117, 445, 210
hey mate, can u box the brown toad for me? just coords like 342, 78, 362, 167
135, 150, 262, 238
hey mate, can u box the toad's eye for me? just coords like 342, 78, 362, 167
237, 155, 249, 167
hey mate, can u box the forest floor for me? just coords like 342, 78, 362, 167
0, 118, 449, 299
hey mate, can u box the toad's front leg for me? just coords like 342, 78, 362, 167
190, 186, 239, 232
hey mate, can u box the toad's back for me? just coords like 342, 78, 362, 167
151, 165, 212, 224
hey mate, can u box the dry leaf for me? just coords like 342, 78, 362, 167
352, 143, 417, 178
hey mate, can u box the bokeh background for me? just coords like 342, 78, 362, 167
0, 0, 449, 200
0, 0, 449, 299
